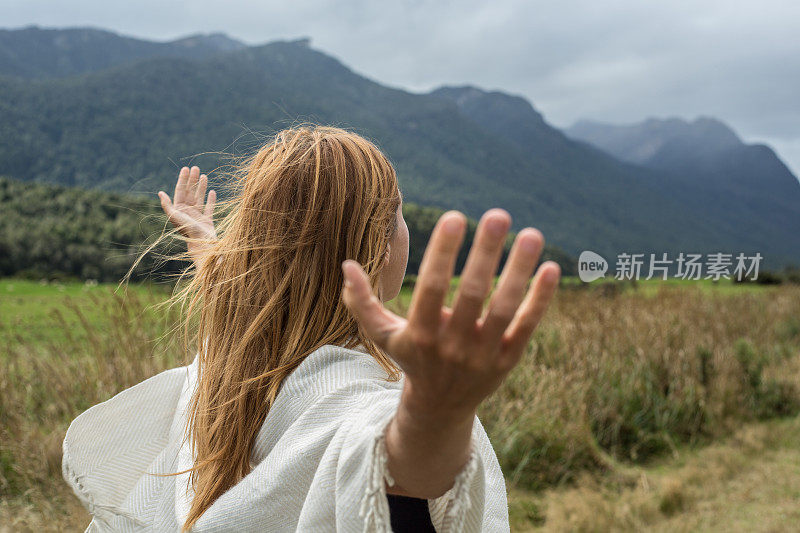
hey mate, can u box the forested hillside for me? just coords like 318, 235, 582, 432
0, 176, 575, 282
0, 177, 179, 281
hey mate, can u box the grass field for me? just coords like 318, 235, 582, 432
0, 279, 172, 349
508, 416, 800, 531
1, 277, 799, 531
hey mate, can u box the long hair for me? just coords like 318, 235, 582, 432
170, 126, 402, 530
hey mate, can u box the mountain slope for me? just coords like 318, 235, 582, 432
565, 118, 800, 265
0, 40, 715, 259
566, 117, 742, 166
434, 87, 800, 266
565, 117, 800, 200
0, 25, 245, 79
0, 27, 797, 267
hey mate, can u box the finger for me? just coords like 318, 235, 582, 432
174, 167, 189, 204
159, 191, 190, 230
406, 211, 466, 338
186, 166, 200, 206
159, 191, 185, 230
481, 228, 544, 344
158, 191, 174, 216
196, 174, 208, 205
500, 261, 561, 362
341, 260, 403, 349
204, 189, 217, 218
448, 209, 510, 334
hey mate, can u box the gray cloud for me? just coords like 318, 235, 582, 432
5, 0, 799, 175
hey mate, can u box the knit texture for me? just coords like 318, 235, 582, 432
63, 344, 510, 532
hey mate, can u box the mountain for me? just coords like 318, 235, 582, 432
0, 26, 798, 268
431, 87, 800, 266
0, 25, 245, 78
565, 117, 800, 266
430, 87, 553, 151
566, 117, 800, 202
566, 117, 743, 167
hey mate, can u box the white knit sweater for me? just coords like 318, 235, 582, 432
62, 344, 510, 532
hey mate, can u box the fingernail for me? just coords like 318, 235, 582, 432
519, 230, 542, 254
543, 264, 560, 282
443, 216, 462, 235
486, 217, 507, 237
520, 236, 538, 254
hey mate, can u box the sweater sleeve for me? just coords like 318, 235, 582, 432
61, 365, 190, 530
330, 384, 509, 532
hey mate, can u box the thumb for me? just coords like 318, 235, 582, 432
341, 260, 400, 349
158, 191, 173, 213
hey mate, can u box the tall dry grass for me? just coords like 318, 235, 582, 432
0, 289, 185, 529
480, 284, 800, 491
1, 282, 799, 529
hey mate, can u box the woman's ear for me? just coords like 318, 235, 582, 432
384, 243, 391, 264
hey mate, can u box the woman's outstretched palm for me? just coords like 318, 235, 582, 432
158, 166, 217, 241
342, 209, 561, 421
158, 166, 217, 260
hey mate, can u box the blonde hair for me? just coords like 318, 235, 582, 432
165, 126, 402, 530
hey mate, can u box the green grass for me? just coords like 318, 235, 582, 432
0, 279, 171, 349
0, 275, 777, 350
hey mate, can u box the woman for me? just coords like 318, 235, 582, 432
62, 126, 561, 532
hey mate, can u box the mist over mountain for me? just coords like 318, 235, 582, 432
567, 117, 743, 166
565, 117, 799, 199
1, 26, 798, 268
566, 118, 800, 266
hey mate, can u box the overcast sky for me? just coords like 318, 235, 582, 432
5, 0, 800, 176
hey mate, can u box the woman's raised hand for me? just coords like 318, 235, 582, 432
343, 208, 560, 421
342, 209, 560, 497
158, 166, 217, 262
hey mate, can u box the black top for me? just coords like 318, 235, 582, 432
386, 494, 436, 532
